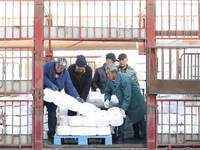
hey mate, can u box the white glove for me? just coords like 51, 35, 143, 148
96, 88, 101, 92
104, 99, 109, 108
120, 108, 126, 118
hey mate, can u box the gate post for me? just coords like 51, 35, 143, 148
146, 0, 156, 149
34, 0, 44, 149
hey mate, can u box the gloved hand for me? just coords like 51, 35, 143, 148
120, 108, 126, 118
104, 99, 109, 108
51, 84, 58, 91
96, 88, 101, 92
77, 97, 84, 103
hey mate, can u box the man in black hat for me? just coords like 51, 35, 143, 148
91, 52, 118, 94
66, 55, 92, 116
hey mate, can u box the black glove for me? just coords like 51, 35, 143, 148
77, 97, 84, 103
51, 84, 58, 91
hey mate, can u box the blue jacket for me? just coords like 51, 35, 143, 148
105, 72, 146, 124
43, 61, 79, 98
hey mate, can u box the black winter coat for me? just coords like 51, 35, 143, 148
66, 64, 92, 100
91, 64, 108, 94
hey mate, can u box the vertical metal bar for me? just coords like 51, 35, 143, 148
4, 49, 6, 93
20, 0, 22, 38
184, 101, 186, 142
199, 0, 200, 38
27, 0, 29, 38
139, 0, 141, 37
176, 0, 177, 37
72, 1, 74, 38
191, 0, 192, 37
195, 54, 196, 79
87, 0, 88, 38
12, 50, 14, 92
176, 49, 179, 80
191, 107, 193, 140
64, 0, 66, 38
48, 0, 51, 38
162, 49, 164, 79
19, 102, 21, 144
131, 0, 133, 38
191, 54, 193, 80
161, 101, 163, 144
34, 0, 44, 148
12, 102, 14, 144
124, 0, 126, 38
94, 0, 96, 38
101, 0, 103, 38
161, 0, 163, 37
27, 49, 29, 92
117, 0, 118, 38
79, 0, 81, 38
12, 0, 14, 38
187, 54, 189, 79
169, 101, 171, 143
184, 49, 185, 79
155, 48, 157, 79
20, 49, 22, 92
27, 102, 30, 143
168, 0, 170, 37
109, 0, 111, 38
5, 0, 6, 38
57, 0, 58, 38
176, 101, 178, 144
169, 49, 171, 80
198, 54, 200, 80
183, 0, 185, 37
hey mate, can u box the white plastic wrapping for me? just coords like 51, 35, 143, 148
78, 102, 100, 117
43, 131, 48, 140
82, 116, 96, 127
86, 91, 104, 108
0, 125, 4, 134
60, 116, 69, 126
95, 113, 110, 127
109, 113, 123, 126
70, 127, 84, 135
43, 123, 48, 131
83, 127, 97, 136
43, 114, 48, 123
97, 127, 111, 135
6, 116, 32, 126
107, 107, 121, 116
69, 116, 83, 126
6, 126, 32, 134
57, 126, 71, 135
2, 106, 32, 116
43, 88, 56, 103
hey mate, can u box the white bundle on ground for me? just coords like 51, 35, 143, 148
6, 126, 32, 134
60, 116, 69, 126
109, 113, 123, 126
95, 112, 110, 127
43, 131, 48, 139
70, 127, 84, 135
69, 116, 83, 126
43, 123, 48, 131
6, 116, 32, 126
57, 126, 70, 135
83, 127, 97, 136
43, 114, 48, 123
97, 127, 111, 135
78, 102, 100, 117
82, 116, 96, 126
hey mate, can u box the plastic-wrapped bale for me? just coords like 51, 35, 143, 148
107, 107, 120, 116
70, 127, 84, 135
82, 116, 96, 127
44, 88, 56, 103
109, 113, 123, 126
83, 127, 97, 136
95, 111, 110, 127
97, 127, 111, 135
60, 116, 69, 126
78, 102, 101, 117
69, 116, 83, 126
5, 116, 32, 126
109, 95, 119, 107
2, 105, 32, 116
57, 126, 71, 135
86, 91, 104, 108
6, 126, 32, 134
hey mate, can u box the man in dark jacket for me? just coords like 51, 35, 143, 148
43, 57, 83, 144
91, 52, 118, 94
66, 55, 92, 116
104, 64, 146, 144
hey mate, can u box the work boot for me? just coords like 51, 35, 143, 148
134, 133, 142, 139
48, 137, 54, 145
117, 136, 124, 144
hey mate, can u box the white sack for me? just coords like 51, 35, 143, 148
69, 116, 83, 126
86, 91, 104, 108
95, 113, 110, 127
6, 126, 32, 134
97, 127, 111, 135
57, 126, 71, 135
109, 113, 123, 126
6, 116, 32, 126
60, 116, 69, 126
110, 95, 119, 107
107, 107, 120, 116
43, 88, 56, 103
70, 127, 83, 135
2, 106, 32, 116
82, 116, 96, 127
83, 127, 97, 136
78, 102, 100, 117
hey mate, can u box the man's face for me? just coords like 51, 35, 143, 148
106, 69, 115, 80
119, 58, 128, 68
76, 66, 85, 73
55, 62, 65, 73
106, 59, 115, 66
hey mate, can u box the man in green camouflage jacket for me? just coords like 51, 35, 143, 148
117, 53, 145, 141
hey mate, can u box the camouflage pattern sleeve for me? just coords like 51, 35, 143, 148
126, 66, 140, 88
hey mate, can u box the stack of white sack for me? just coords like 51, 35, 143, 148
0, 94, 33, 135
86, 91, 119, 108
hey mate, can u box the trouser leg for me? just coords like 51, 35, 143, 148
132, 122, 141, 138
118, 118, 126, 138
47, 112, 57, 138
138, 115, 146, 139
